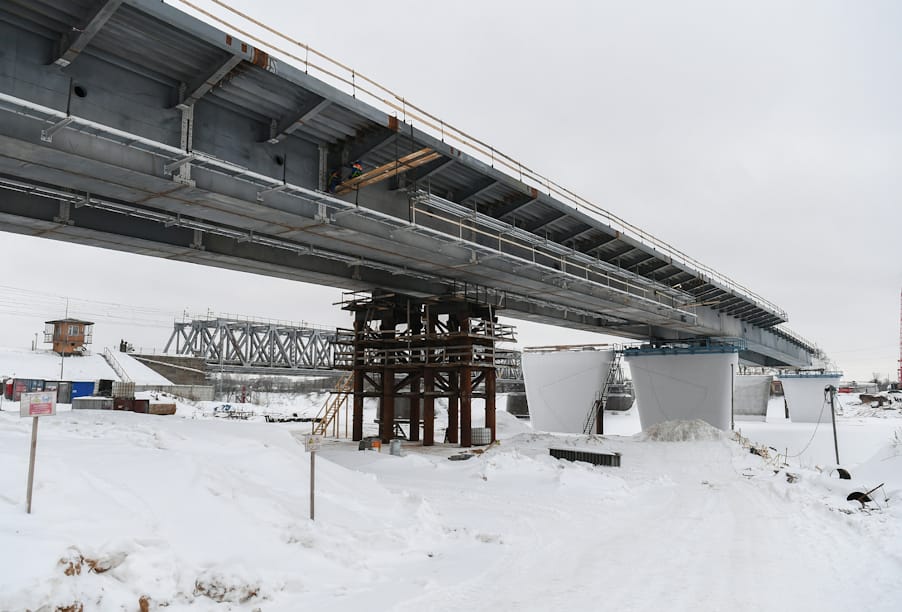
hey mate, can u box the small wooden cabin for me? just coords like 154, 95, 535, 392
44, 318, 94, 356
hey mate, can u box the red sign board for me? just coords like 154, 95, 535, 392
20, 392, 57, 418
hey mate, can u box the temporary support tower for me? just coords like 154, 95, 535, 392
336, 288, 516, 447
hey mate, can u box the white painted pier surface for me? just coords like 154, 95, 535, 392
521, 347, 614, 433
626, 351, 738, 431
779, 374, 842, 423
734, 374, 774, 421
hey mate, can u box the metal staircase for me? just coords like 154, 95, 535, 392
312, 372, 353, 436
582, 352, 623, 435
102, 347, 132, 383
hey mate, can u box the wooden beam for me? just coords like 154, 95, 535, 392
335, 148, 439, 194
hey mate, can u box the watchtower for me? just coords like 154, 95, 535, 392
44, 318, 94, 356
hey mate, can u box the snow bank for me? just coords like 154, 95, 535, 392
636, 418, 728, 442
854, 428, 902, 499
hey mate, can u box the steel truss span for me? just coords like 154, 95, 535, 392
164, 317, 337, 371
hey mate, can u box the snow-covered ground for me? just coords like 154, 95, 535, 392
0, 347, 117, 382
2, 393, 900, 611
0, 346, 173, 385
107, 352, 173, 385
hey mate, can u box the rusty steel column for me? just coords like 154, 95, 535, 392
423, 368, 435, 446
447, 372, 459, 444
409, 379, 421, 442
352, 317, 364, 441
460, 367, 472, 447
380, 369, 394, 444
485, 367, 496, 442
352, 368, 364, 441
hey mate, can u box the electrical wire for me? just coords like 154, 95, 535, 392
783, 395, 831, 459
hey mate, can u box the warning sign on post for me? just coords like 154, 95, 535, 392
20, 392, 56, 418
304, 434, 322, 453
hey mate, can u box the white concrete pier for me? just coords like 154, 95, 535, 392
626, 347, 739, 431
734, 375, 774, 421
779, 372, 843, 423
521, 346, 615, 433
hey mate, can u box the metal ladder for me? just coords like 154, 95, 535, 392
582, 352, 622, 435
312, 372, 353, 436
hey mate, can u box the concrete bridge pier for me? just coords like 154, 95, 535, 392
624, 342, 741, 432
778, 372, 843, 423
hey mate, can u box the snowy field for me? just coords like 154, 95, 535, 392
0, 347, 172, 385
0, 347, 117, 382
1, 395, 901, 611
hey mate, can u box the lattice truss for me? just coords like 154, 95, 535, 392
164, 318, 336, 370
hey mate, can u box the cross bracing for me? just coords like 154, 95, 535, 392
164, 318, 337, 371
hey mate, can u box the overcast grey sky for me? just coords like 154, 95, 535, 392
1, 0, 900, 380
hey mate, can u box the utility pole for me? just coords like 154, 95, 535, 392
59, 298, 69, 380
827, 385, 840, 465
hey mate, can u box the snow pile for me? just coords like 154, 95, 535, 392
854, 428, 902, 500
636, 418, 727, 442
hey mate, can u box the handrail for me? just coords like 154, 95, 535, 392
168, 0, 786, 321
185, 312, 338, 333
771, 325, 818, 353
102, 347, 133, 383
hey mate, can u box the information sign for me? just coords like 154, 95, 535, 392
20, 392, 56, 418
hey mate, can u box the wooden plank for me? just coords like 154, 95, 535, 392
334, 148, 437, 195
348, 153, 441, 192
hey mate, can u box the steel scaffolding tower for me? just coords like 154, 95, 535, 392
336, 288, 517, 447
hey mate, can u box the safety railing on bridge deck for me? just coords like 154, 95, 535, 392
770, 325, 819, 354
410, 191, 697, 318
168, 0, 787, 322
186, 312, 339, 333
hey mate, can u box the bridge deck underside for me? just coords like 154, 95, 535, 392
0, 0, 813, 367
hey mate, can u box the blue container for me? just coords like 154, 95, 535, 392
70, 381, 96, 400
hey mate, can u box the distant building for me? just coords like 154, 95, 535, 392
44, 318, 94, 356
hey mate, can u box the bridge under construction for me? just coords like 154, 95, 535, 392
0, 0, 825, 444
